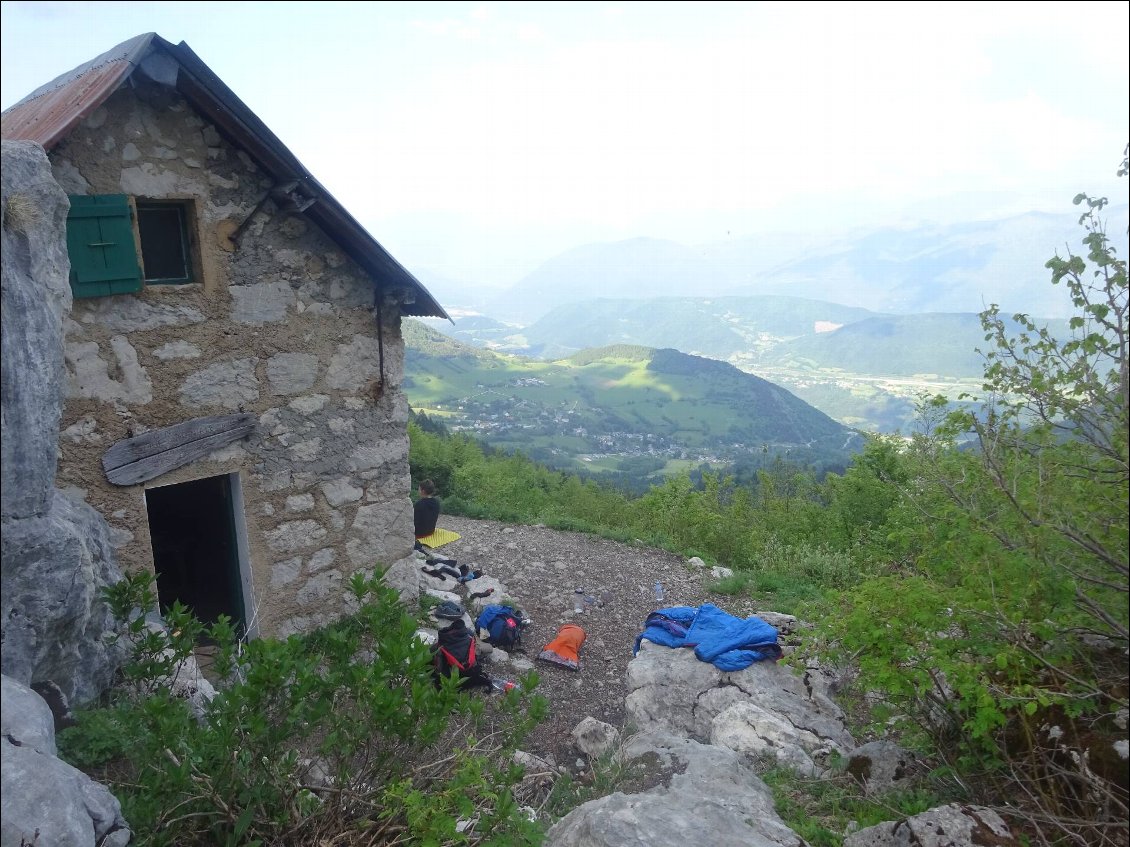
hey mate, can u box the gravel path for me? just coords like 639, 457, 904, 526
433, 516, 767, 766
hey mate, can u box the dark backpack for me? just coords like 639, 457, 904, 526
433, 620, 489, 689
476, 604, 523, 651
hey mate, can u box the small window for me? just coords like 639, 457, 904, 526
65, 195, 202, 299
136, 201, 195, 284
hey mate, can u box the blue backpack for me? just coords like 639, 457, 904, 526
476, 604, 523, 651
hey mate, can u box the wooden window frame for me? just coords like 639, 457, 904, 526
131, 197, 204, 287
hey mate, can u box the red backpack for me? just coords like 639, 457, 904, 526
433, 620, 489, 689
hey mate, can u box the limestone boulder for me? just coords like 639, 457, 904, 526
846, 740, 921, 795
1, 674, 57, 755
0, 676, 132, 847
1, 142, 126, 703
844, 804, 1017, 847
625, 642, 853, 775
545, 730, 804, 847
1, 140, 71, 521
571, 717, 620, 760
2, 489, 127, 703
380, 554, 422, 606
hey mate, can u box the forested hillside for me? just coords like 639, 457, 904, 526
402, 322, 862, 487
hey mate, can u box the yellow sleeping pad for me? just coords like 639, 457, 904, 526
416, 528, 461, 549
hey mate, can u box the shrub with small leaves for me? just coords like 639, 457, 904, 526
60, 570, 547, 846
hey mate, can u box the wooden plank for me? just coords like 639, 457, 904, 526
103, 413, 255, 469
102, 413, 255, 486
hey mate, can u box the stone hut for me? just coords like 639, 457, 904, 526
1, 33, 448, 639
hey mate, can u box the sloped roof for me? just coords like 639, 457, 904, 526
1, 33, 448, 320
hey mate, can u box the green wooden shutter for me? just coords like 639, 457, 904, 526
66, 195, 143, 298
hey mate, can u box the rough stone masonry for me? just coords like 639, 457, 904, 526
41, 72, 416, 638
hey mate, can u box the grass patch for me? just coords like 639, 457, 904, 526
544, 745, 658, 819
708, 571, 756, 596
761, 766, 954, 846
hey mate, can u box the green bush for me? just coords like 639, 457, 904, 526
59, 571, 547, 847
811, 165, 1130, 844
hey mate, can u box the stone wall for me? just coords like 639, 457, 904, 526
49, 76, 414, 637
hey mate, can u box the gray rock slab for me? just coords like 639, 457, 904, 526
180, 358, 259, 409
546, 730, 804, 847
264, 519, 327, 553
844, 804, 1017, 847
266, 352, 319, 395
321, 478, 363, 507
1, 141, 70, 520
1, 676, 57, 755
326, 334, 381, 391
75, 295, 206, 333
1, 735, 130, 847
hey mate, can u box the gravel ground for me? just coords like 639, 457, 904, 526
431, 515, 770, 767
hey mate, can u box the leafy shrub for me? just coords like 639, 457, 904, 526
812, 164, 1130, 846
59, 571, 547, 846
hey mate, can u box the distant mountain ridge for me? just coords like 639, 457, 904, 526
429, 295, 1074, 379
509, 295, 878, 360
760, 312, 1073, 378
475, 206, 1128, 323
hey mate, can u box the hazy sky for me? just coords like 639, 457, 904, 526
2, 1, 1127, 288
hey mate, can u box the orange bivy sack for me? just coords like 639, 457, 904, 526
537, 623, 586, 671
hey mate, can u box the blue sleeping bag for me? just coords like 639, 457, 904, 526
632, 603, 781, 671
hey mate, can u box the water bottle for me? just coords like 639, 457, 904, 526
573, 587, 586, 613
654, 581, 664, 603
491, 678, 516, 693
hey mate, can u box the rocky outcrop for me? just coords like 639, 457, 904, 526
547, 613, 1017, 845
844, 804, 1018, 847
1, 141, 71, 520
1, 140, 127, 704
626, 641, 855, 776
0, 675, 132, 847
546, 730, 805, 847
846, 740, 921, 795
541, 622, 855, 846
2, 491, 127, 703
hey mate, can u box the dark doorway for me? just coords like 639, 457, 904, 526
146, 473, 246, 633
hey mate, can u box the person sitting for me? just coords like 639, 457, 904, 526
414, 479, 440, 541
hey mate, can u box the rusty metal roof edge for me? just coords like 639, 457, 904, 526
162, 38, 450, 321
5, 32, 157, 110
1, 33, 156, 150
